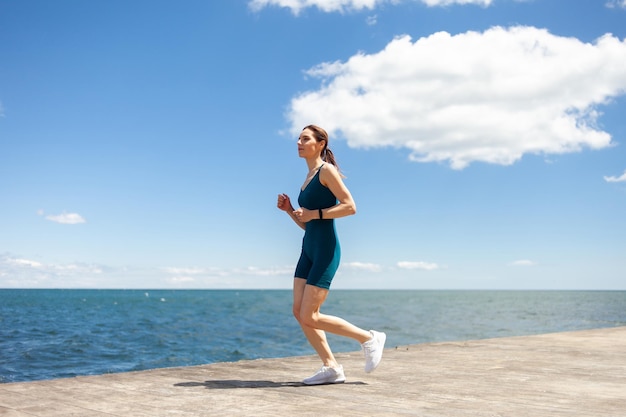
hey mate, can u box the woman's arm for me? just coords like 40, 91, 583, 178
277, 193, 306, 230
292, 164, 357, 223
318, 164, 357, 219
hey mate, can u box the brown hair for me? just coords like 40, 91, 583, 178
303, 124, 341, 173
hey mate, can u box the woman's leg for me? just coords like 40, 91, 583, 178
297, 281, 372, 345
293, 279, 387, 378
293, 278, 339, 367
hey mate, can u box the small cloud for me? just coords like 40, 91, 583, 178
163, 267, 207, 275
605, 0, 626, 9
249, 0, 495, 15
163, 265, 293, 278
238, 266, 293, 276
365, 15, 377, 25
0, 254, 105, 288
161, 265, 293, 289
509, 259, 536, 267
397, 261, 440, 271
44, 212, 86, 224
423, 0, 493, 5
604, 170, 626, 183
8, 257, 43, 268
162, 266, 230, 280
52, 263, 103, 275
344, 261, 383, 272
169, 276, 196, 283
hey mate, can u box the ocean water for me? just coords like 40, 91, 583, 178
1, 289, 625, 383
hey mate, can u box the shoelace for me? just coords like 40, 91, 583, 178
315, 366, 333, 375
362, 340, 376, 353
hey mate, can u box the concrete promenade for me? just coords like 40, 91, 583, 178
1, 327, 625, 416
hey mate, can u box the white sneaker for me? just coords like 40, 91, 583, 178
362, 330, 386, 373
302, 365, 346, 385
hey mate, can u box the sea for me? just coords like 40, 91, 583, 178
1, 289, 625, 383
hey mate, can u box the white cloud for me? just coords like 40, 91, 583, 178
422, 0, 492, 5
237, 266, 294, 276
169, 276, 196, 283
162, 265, 294, 288
397, 261, 440, 270
509, 259, 536, 266
0, 254, 105, 287
344, 261, 383, 272
163, 267, 209, 275
7, 257, 44, 268
249, 0, 493, 14
287, 26, 626, 169
365, 14, 378, 25
53, 263, 103, 275
1, 254, 297, 288
606, 0, 626, 9
44, 212, 86, 224
604, 170, 626, 183
249, 0, 378, 14
163, 265, 293, 279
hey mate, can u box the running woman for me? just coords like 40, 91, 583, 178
277, 124, 386, 385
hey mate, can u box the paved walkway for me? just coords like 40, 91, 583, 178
1, 327, 625, 416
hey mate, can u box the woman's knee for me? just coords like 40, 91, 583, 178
292, 305, 302, 323
299, 311, 320, 328
293, 306, 316, 327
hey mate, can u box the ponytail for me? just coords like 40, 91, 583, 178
323, 147, 340, 170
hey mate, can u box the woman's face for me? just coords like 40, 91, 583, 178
297, 128, 324, 159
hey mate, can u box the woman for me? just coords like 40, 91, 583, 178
277, 125, 386, 385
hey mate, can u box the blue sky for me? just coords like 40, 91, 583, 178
1, 0, 625, 289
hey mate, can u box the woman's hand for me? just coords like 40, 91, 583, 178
292, 208, 315, 223
277, 193, 293, 212
278, 193, 307, 230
